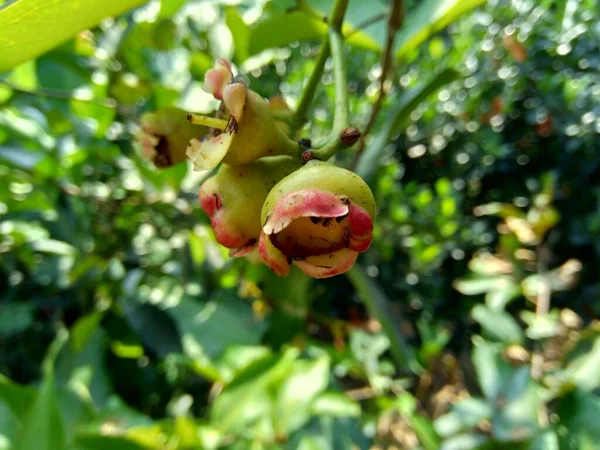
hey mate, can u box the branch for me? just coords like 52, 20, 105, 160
291, 0, 349, 133
353, 0, 404, 168
310, 26, 349, 161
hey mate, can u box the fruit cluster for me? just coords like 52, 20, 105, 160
136, 60, 376, 278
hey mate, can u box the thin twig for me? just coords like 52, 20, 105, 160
353, 0, 404, 169
345, 13, 387, 39
531, 243, 551, 427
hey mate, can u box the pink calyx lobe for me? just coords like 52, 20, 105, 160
204, 59, 233, 100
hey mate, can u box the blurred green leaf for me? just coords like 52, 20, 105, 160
72, 434, 154, 450
356, 67, 459, 183
158, 0, 186, 19
529, 429, 559, 450
394, 0, 487, 59
0, 401, 19, 449
211, 348, 299, 438
248, 7, 379, 57
0, 0, 147, 73
454, 276, 515, 296
434, 398, 491, 437
557, 389, 600, 450
0, 375, 36, 418
471, 339, 511, 401
249, 12, 327, 56
70, 312, 105, 353
471, 305, 523, 345
167, 294, 267, 364
0, 302, 34, 336
521, 310, 560, 340
226, 7, 251, 64
560, 323, 600, 392
123, 302, 182, 359
274, 356, 330, 434
311, 392, 361, 418
15, 368, 64, 450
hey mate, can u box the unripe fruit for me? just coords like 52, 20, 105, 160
259, 161, 376, 278
199, 156, 301, 256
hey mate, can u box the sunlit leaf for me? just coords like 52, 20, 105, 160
394, 0, 487, 59
0, 0, 148, 73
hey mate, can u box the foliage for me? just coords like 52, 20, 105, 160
1, 0, 600, 449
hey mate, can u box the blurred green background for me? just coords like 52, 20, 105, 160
1, 0, 599, 449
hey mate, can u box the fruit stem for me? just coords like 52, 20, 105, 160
310, 26, 350, 161
290, 0, 349, 133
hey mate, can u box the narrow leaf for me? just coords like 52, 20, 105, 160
226, 7, 251, 64
15, 371, 65, 450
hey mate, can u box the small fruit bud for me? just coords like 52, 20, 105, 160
186, 61, 300, 171
136, 107, 207, 168
339, 127, 361, 147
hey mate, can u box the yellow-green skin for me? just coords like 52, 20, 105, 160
200, 156, 302, 248
222, 91, 299, 166
261, 161, 377, 225
140, 107, 206, 167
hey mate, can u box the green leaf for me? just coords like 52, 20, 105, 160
529, 429, 559, 450
248, 9, 379, 57
471, 305, 523, 345
0, 375, 36, 419
73, 434, 153, 450
15, 371, 65, 450
274, 357, 330, 434
226, 7, 251, 64
167, 294, 267, 363
0, 401, 20, 449
556, 389, 600, 450
0, 302, 34, 336
158, 0, 186, 19
249, 12, 327, 56
0, 146, 44, 171
410, 415, 440, 450
346, 266, 414, 371
471, 339, 510, 401
453, 275, 515, 296
123, 302, 183, 359
560, 323, 600, 392
211, 348, 299, 438
0, 0, 148, 74
305, 0, 387, 49
70, 312, 104, 353
311, 392, 361, 418
356, 68, 459, 184
434, 398, 492, 437
394, 0, 487, 59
